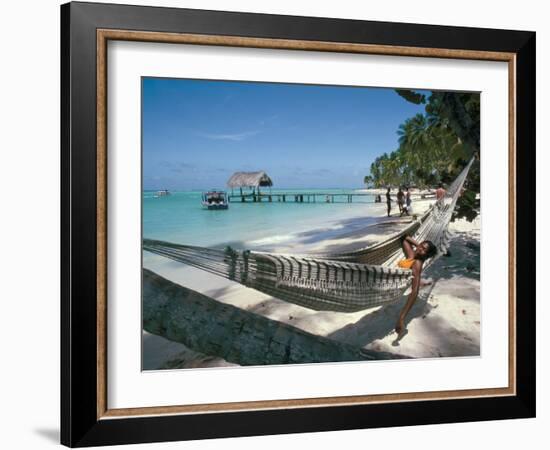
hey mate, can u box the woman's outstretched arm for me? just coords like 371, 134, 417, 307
401, 235, 417, 259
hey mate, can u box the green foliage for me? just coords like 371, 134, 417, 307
366, 90, 480, 191
395, 89, 426, 105
363, 175, 374, 187
453, 189, 479, 222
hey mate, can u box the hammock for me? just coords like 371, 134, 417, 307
143, 159, 474, 312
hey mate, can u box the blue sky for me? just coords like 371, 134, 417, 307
142, 78, 428, 190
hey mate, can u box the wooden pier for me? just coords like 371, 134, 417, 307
227, 192, 375, 204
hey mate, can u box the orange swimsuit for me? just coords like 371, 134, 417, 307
397, 258, 415, 269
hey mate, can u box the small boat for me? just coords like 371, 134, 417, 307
155, 189, 171, 197
201, 191, 229, 210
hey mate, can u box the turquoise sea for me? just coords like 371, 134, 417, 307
143, 189, 383, 250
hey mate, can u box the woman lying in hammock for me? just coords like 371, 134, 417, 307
395, 236, 437, 337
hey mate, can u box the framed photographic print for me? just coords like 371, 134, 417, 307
60, 1, 536, 447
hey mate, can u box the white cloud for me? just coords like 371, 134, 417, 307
196, 130, 260, 141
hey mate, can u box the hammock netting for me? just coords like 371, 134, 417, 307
144, 159, 474, 312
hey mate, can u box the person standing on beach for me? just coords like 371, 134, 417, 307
385, 187, 392, 217
397, 187, 405, 214
435, 183, 446, 211
436, 183, 446, 201
402, 187, 412, 216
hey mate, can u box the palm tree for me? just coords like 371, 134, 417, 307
365, 91, 479, 188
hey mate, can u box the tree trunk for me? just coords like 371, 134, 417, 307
143, 269, 405, 366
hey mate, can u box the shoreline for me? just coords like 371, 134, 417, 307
143, 198, 480, 370
144, 189, 388, 251
221, 197, 434, 254
143, 187, 432, 253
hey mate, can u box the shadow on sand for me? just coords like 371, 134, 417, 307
326, 231, 480, 352
327, 283, 436, 349
424, 232, 480, 281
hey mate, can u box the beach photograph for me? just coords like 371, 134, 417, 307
141, 77, 481, 370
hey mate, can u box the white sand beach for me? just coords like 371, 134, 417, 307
143, 198, 480, 370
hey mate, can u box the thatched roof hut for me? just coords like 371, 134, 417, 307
227, 171, 273, 189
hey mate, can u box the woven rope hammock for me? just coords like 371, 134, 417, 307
144, 159, 474, 312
